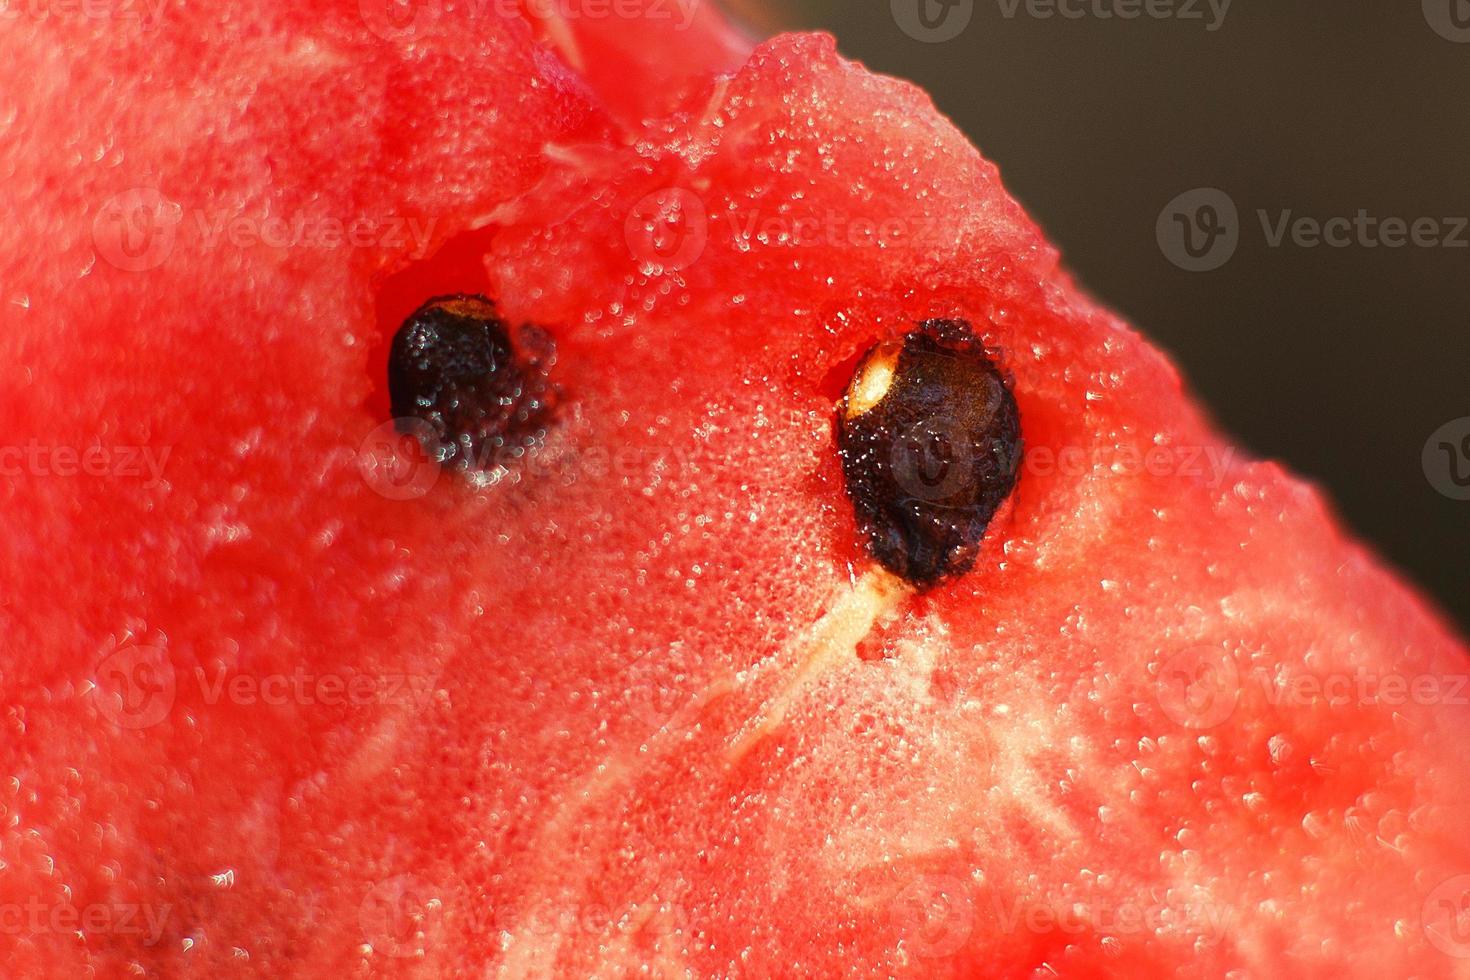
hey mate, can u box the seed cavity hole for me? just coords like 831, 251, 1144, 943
387, 294, 558, 481
836, 319, 1022, 589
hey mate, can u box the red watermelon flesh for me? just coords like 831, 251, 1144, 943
3, 3, 1470, 977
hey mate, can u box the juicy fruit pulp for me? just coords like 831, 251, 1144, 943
3, 2, 1470, 978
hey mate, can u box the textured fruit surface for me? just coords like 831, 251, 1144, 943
3, 2, 1469, 977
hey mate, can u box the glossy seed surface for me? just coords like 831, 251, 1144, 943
387, 295, 556, 474
836, 319, 1021, 588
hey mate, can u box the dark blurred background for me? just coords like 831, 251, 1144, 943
752, 0, 1470, 629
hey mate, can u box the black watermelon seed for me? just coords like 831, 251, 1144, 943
836, 319, 1021, 589
387, 295, 556, 474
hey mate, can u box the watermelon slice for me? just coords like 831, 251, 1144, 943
3, 2, 1469, 976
